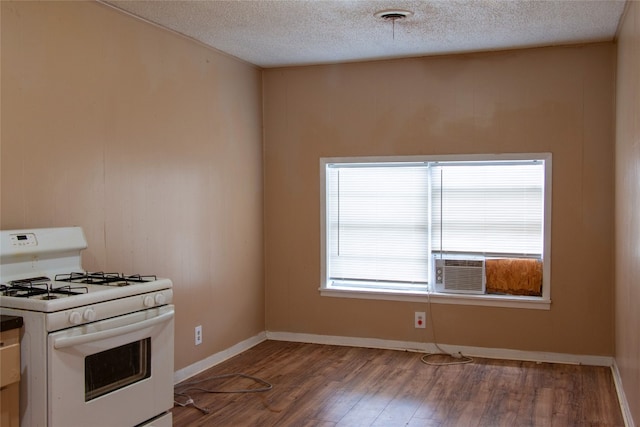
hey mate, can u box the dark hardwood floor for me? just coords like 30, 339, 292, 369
172, 340, 624, 426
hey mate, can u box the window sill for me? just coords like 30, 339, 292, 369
319, 286, 550, 310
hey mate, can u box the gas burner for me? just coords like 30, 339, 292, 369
1, 286, 20, 297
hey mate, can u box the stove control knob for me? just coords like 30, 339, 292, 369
83, 308, 96, 322
69, 311, 82, 325
154, 293, 166, 305
143, 295, 155, 307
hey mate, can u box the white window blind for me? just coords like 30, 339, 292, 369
326, 164, 430, 286
431, 161, 544, 256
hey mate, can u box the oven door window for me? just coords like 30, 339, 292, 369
85, 338, 151, 401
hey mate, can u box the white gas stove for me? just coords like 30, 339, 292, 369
0, 227, 174, 427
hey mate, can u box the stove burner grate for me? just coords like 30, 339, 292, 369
55, 272, 157, 286
1, 277, 89, 299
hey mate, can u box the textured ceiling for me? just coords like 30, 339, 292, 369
102, 0, 626, 68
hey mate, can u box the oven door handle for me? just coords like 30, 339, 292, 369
53, 310, 174, 349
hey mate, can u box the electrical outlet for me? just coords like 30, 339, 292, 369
415, 312, 426, 328
195, 325, 202, 345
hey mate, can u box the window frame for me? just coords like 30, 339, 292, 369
319, 153, 552, 310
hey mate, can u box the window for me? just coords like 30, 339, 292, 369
85, 338, 151, 401
320, 153, 552, 309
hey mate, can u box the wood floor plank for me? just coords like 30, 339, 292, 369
412, 364, 469, 422
370, 364, 434, 426
334, 352, 414, 426
172, 341, 625, 427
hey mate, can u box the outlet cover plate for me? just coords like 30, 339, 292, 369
415, 312, 426, 328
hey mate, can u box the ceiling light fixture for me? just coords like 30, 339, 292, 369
374, 9, 413, 40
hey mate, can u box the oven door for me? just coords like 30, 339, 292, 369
47, 305, 174, 427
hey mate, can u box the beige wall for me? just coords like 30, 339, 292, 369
263, 44, 616, 356
0, 0, 625, 397
615, 1, 640, 424
0, 1, 264, 372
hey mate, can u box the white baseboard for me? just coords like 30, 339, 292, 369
612, 359, 636, 427
265, 331, 614, 366
173, 331, 267, 384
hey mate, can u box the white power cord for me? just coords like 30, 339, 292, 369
174, 372, 273, 415
173, 393, 211, 415
420, 288, 474, 366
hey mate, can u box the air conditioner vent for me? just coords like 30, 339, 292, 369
434, 257, 486, 294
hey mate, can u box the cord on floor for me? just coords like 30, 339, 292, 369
420, 351, 474, 366
173, 373, 273, 415
420, 289, 475, 366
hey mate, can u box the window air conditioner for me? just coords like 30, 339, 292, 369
434, 257, 486, 294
